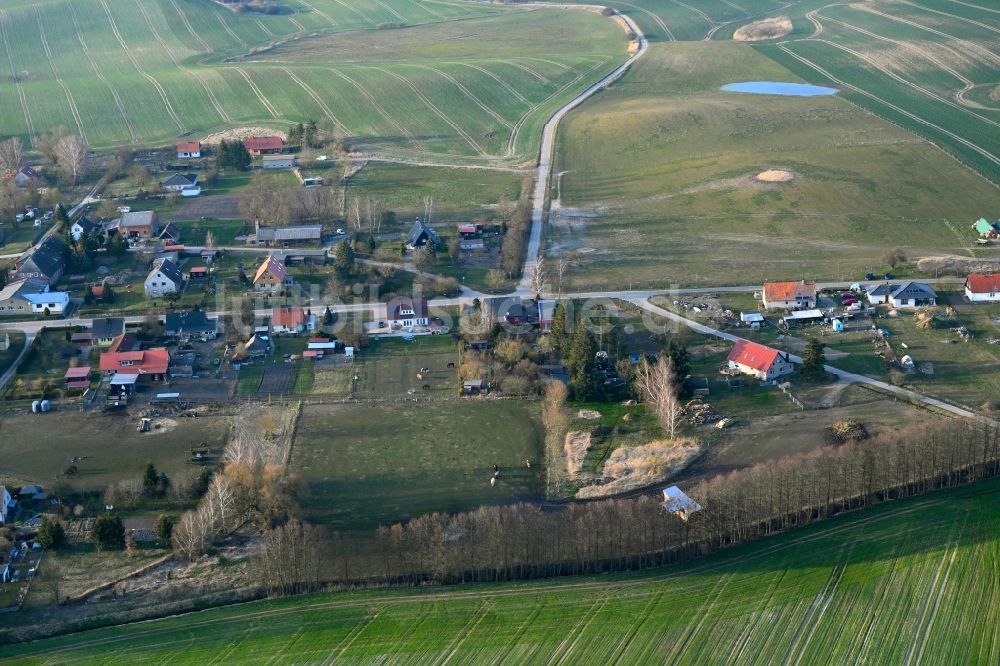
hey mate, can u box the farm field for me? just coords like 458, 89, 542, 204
549, 41, 1000, 290
0, 411, 229, 491
0, 0, 626, 162
8, 478, 1000, 663
292, 401, 545, 531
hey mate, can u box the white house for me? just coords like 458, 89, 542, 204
162, 173, 198, 193
726, 340, 795, 382
271, 306, 316, 335
70, 216, 98, 242
144, 259, 184, 299
23, 290, 70, 315
866, 282, 937, 308
762, 281, 817, 311
965, 274, 1000, 303
386, 297, 429, 328
177, 141, 201, 159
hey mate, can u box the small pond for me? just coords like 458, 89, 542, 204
721, 81, 839, 96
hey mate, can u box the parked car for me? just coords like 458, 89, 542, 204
865, 272, 875, 280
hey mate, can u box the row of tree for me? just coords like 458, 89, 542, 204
0, 131, 88, 185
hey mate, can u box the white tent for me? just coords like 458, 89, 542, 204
662, 486, 703, 521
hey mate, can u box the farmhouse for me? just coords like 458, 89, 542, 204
99, 334, 169, 380
406, 220, 440, 250
176, 140, 201, 159
13, 236, 66, 284
965, 273, 1000, 303
866, 281, 936, 308
165, 310, 217, 339
762, 280, 817, 311
249, 220, 322, 247
386, 297, 429, 328
262, 155, 295, 170
726, 339, 795, 381
144, 259, 184, 299
108, 211, 160, 239
253, 255, 290, 291
272, 306, 315, 335
244, 136, 284, 156
162, 173, 199, 193
91, 317, 125, 346
70, 216, 98, 242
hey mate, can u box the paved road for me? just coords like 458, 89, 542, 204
518, 8, 648, 295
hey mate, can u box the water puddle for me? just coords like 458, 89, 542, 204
721, 81, 839, 96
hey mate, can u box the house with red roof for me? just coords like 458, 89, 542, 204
243, 136, 284, 156
385, 297, 429, 328
253, 255, 290, 292
725, 340, 794, 382
272, 306, 316, 335
762, 280, 817, 311
965, 273, 1000, 303
176, 141, 201, 159
99, 334, 170, 380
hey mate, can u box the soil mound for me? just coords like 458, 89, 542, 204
576, 439, 702, 499
755, 169, 795, 183
734, 17, 793, 42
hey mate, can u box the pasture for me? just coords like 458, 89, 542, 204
8, 479, 1000, 663
356, 335, 458, 400
291, 401, 545, 531
549, 41, 1000, 290
0, 0, 625, 163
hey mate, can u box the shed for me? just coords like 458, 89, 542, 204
463, 379, 484, 395
740, 312, 764, 324
109, 373, 139, 393
662, 486, 702, 521
64, 367, 91, 381
781, 309, 824, 326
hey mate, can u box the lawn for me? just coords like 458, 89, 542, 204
549, 41, 1000, 290
292, 401, 545, 531
0, 411, 229, 491
8, 478, 1000, 662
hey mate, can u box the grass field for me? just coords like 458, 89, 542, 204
0, 411, 229, 490
8, 478, 1000, 662
292, 401, 544, 531
549, 41, 1000, 290
0, 0, 625, 163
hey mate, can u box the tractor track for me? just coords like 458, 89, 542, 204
33, 8, 86, 141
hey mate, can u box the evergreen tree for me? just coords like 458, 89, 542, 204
155, 514, 174, 542
109, 233, 128, 257
92, 513, 125, 551
550, 302, 569, 353
37, 516, 66, 549
322, 306, 333, 327
566, 316, 603, 400
801, 337, 827, 378
333, 240, 355, 279
143, 462, 159, 496
304, 119, 318, 148
666, 339, 691, 395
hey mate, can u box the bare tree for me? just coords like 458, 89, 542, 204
294, 185, 336, 224
365, 197, 385, 234
555, 257, 570, 296
207, 475, 236, 533
348, 197, 362, 231
205, 230, 216, 249
54, 134, 88, 185
172, 511, 204, 559
635, 356, 682, 438
531, 255, 547, 297
423, 195, 434, 227
239, 174, 290, 227
0, 137, 23, 174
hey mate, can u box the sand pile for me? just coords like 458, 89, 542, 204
755, 169, 795, 183
564, 432, 592, 478
576, 439, 702, 499
734, 17, 793, 42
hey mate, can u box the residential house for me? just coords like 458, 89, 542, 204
965, 273, 1000, 303
162, 173, 198, 193
762, 280, 817, 311
262, 155, 295, 170
272, 306, 315, 335
0, 279, 68, 316
234, 334, 270, 362
108, 211, 160, 239
99, 334, 170, 380
726, 339, 795, 382
504, 299, 538, 326
253, 255, 290, 292
22, 290, 70, 315
244, 136, 284, 156
157, 222, 182, 244
13, 236, 66, 284
91, 317, 125, 346
165, 310, 217, 339
0, 485, 11, 524
972, 218, 999, 239
386, 297, 429, 328
866, 281, 937, 308
176, 140, 201, 159
12, 165, 39, 188
144, 259, 184, 299
249, 220, 323, 247
70, 216, 98, 242
405, 220, 440, 250
538, 299, 556, 332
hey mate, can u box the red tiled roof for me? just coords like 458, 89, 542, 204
727, 340, 782, 373
107, 333, 138, 354
99, 348, 170, 375
254, 255, 286, 284
387, 297, 428, 321
190, 266, 208, 274
244, 136, 284, 151
273, 306, 305, 328
966, 273, 1000, 294
303, 350, 323, 358
763, 281, 816, 302
64, 367, 91, 379
177, 141, 201, 152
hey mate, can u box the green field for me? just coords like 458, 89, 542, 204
0, 0, 625, 162
549, 40, 1000, 289
7, 478, 1000, 662
292, 400, 544, 531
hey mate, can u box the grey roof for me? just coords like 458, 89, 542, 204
148, 259, 183, 285
158, 222, 182, 241
162, 173, 197, 188
73, 216, 97, 232
255, 224, 322, 242
0, 280, 31, 302
165, 310, 216, 334
406, 220, 440, 248
16, 236, 66, 279
891, 281, 936, 300
92, 317, 125, 340
866, 283, 893, 297
118, 211, 157, 228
